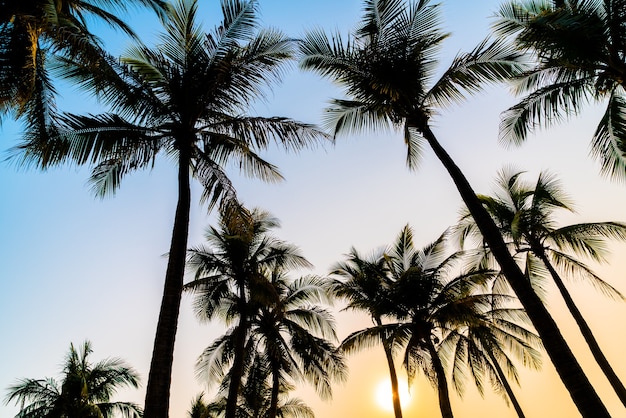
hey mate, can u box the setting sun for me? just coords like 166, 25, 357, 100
374, 379, 412, 411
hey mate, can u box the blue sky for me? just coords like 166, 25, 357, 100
2, 1, 626, 417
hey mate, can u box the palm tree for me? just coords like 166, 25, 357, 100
339, 226, 499, 418
13, 1, 328, 416
494, 0, 626, 179
330, 249, 404, 418
250, 272, 346, 418
440, 304, 543, 418
4, 340, 142, 418
298, 0, 610, 415
455, 168, 626, 406
184, 207, 314, 418
0, 0, 165, 132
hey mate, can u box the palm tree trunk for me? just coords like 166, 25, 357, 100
144, 150, 192, 418
225, 322, 247, 418
427, 341, 453, 418
420, 124, 611, 417
533, 245, 626, 407
225, 282, 249, 418
268, 360, 280, 418
485, 348, 526, 418
377, 318, 403, 418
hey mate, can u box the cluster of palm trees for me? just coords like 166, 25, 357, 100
331, 225, 541, 418
182, 207, 346, 418
3, 0, 626, 417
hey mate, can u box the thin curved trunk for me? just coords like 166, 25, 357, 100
485, 348, 526, 418
144, 149, 191, 418
225, 321, 247, 418
377, 318, 403, 418
225, 282, 249, 418
427, 341, 453, 418
533, 244, 626, 408
268, 360, 280, 418
421, 124, 610, 417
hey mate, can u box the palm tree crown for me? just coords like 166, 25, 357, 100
0, 0, 166, 132
494, 0, 626, 178
5, 340, 142, 418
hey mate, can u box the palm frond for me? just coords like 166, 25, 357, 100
548, 250, 624, 300
499, 75, 594, 146
428, 38, 528, 109
591, 90, 626, 178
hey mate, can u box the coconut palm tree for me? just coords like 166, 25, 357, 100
298, 0, 609, 415
4, 340, 142, 418
455, 168, 626, 406
494, 0, 626, 179
0, 0, 165, 132
339, 226, 504, 418
249, 272, 346, 418
391, 227, 503, 418
12, 1, 328, 416
440, 303, 543, 418
330, 249, 404, 418
184, 207, 314, 418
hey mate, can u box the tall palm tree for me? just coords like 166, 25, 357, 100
0, 0, 166, 132
330, 249, 404, 418
494, 0, 626, 179
184, 207, 314, 418
298, 0, 610, 415
13, 1, 328, 416
4, 340, 142, 418
339, 225, 499, 418
455, 168, 626, 406
250, 272, 346, 418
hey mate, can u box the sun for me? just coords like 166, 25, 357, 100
374, 379, 412, 411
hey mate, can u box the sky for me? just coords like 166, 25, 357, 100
2, 1, 626, 417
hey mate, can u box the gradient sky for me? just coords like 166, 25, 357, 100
2, 1, 626, 417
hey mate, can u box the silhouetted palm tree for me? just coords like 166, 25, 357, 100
298, 0, 609, 415
455, 168, 626, 406
494, 0, 626, 179
13, 1, 328, 416
337, 226, 500, 418
184, 207, 315, 418
251, 272, 346, 418
0, 0, 165, 134
5, 340, 142, 418
440, 303, 542, 418
330, 249, 404, 418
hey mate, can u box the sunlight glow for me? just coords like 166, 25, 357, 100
374, 379, 412, 411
